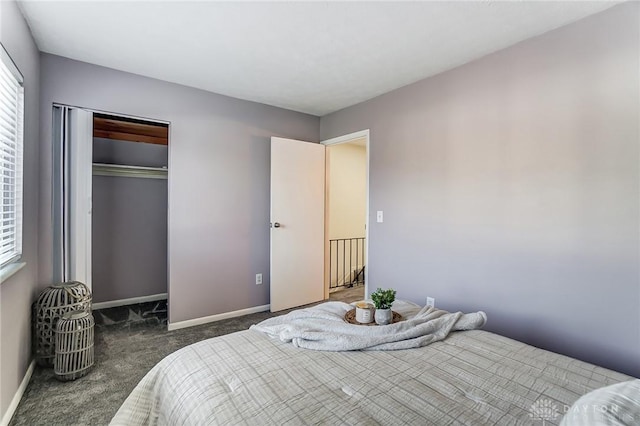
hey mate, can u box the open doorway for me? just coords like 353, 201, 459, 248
52, 106, 170, 327
269, 130, 369, 311
323, 131, 369, 304
91, 113, 168, 318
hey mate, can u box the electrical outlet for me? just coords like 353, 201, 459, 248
255, 273, 263, 285
426, 297, 435, 308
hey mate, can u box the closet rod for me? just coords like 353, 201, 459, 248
92, 163, 168, 180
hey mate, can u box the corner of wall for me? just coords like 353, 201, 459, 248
0, 0, 41, 421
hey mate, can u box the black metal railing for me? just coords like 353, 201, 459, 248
329, 237, 365, 290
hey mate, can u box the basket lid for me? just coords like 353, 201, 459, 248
51, 281, 86, 289
61, 310, 90, 320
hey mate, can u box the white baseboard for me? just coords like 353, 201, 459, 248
92, 293, 167, 310
168, 304, 270, 331
1, 360, 35, 426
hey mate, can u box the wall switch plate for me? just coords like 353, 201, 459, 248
426, 297, 435, 308
376, 211, 384, 223
256, 273, 263, 285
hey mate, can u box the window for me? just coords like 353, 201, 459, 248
0, 44, 24, 268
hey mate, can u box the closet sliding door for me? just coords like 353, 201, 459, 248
52, 106, 93, 288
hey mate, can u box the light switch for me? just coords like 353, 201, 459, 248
376, 211, 383, 223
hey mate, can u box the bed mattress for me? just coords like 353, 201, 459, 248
111, 327, 630, 425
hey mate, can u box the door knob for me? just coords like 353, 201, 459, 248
273, 222, 281, 228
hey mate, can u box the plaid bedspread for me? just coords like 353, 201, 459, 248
110, 329, 630, 425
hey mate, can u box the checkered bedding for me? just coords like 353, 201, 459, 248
110, 328, 630, 425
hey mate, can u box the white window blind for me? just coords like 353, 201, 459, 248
0, 45, 24, 268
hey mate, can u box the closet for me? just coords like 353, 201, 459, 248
91, 113, 169, 305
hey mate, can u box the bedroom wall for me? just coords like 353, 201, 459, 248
0, 0, 41, 420
39, 54, 320, 323
321, 3, 640, 377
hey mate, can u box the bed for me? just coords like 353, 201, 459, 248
111, 302, 634, 426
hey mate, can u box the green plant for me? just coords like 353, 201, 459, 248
371, 288, 396, 310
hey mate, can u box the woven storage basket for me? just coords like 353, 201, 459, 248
33, 281, 92, 367
54, 310, 95, 381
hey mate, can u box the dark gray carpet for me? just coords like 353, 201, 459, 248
10, 286, 364, 426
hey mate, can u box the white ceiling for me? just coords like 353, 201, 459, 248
18, 1, 618, 116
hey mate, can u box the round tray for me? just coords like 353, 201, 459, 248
344, 309, 403, 326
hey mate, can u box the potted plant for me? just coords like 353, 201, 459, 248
371, 288, 396, 325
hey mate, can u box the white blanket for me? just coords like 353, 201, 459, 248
249, 301, 487, 351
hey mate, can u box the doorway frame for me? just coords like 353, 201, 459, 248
52, 103, 171, 313
321, 129, 370, 300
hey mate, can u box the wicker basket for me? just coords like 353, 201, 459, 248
54, 310, 95, 381
33, 281, 92, 367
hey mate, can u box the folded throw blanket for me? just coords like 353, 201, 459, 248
250, 301, 487, 351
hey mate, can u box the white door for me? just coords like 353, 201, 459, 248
67, 108, 93, 288
271, 137, 325, 312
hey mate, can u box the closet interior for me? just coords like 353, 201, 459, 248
91, 113, 169, 306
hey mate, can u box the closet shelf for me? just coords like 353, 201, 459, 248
92, 163, 168, 180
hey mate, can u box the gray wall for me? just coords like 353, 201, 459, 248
92, 137, 168, 303
93, 137, 168, 168
321, 3, 639, 377
0, 0, 41, 419
92, 175, 168, 303
39, 54, 320, 323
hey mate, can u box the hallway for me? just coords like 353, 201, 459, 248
329, 285, 365, 304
